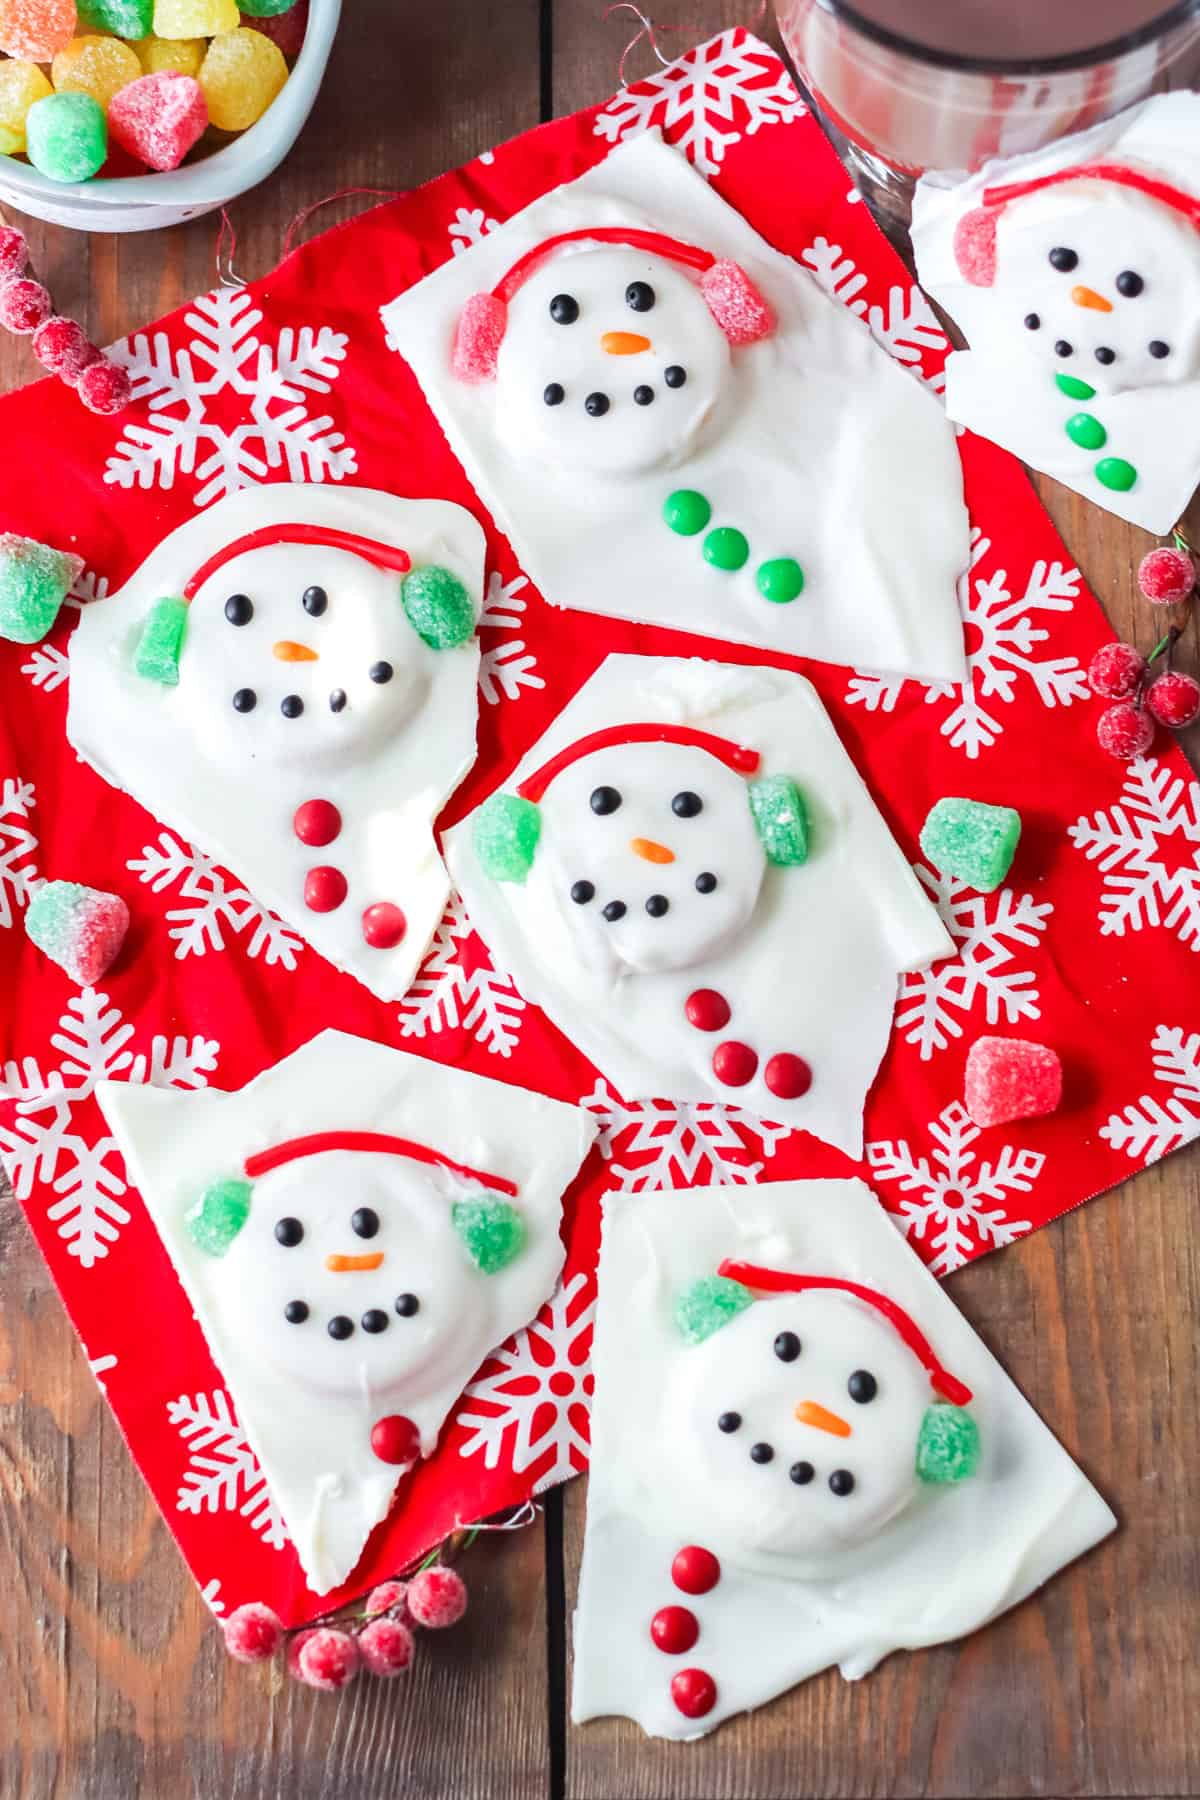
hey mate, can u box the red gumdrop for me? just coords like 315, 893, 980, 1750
68, 892, 129, 985
953, 207, 998, 285
358, 1616, 415, 1677
684, 987, 731, 1032
304, 864, 348, 912
293, 797, 342, 846
32, 316, 100, 385
670, 1667, 717, 1719
452, 291, 507, 381
763, 1052, 812, 1100
77, 358, 132, 416
0, 226, 27, 282
1137, 545, 1196, 605
650, 1605, 699, 1654
108, 73, 209, 174
964, 1035, 1062, 1128
370, 1413, 421, 1466
222, 1601, 283, 1663
361, 901, 406, 948
365, 1579, 411, 1624
1096, 700, 1154, 760
242, 0, 308, 55
297, 1627, 360, 1691
1147, 670, 1200, 729
671, 1545, 720, 1596
0, 278, 51, 335
1087, 641, 1145, 700
712, 1040, 757, 1087
699, 259, 773, 345
406, 1566, 468, 1630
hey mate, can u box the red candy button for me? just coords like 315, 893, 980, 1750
764, 1052, 812, 1100
671, 1545, 720, 1595
685, 988, 731, 1033
293, 798, 342, 847
304, 865, 348, 913
650, 1606, 699, 1655
670, 1668, 717, 1719
370, 1414, 422, 1466
362, 901, 407, 949
712, 1040, 758, 1087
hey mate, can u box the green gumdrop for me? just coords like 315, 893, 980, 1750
474, 792, 540, 882
134, 596, 188, 685
76, 0, 153, 34
703, 526, 750, 572
186, 1178, 252, 1257
1065, 411, 1106, 450
919, 796, 1020, 893
748, 774, 809, 866
451, 1195, 525, 1273
401, 564, 475, 649
25, 92, 108, 185
239, 0, 298, 11
0, 533, 79, 645
1055, 371, 1095, 401
916, 1403, 981, 1484
674, 1275, 753, 1345
663, 489, 712, 536
1096, 456, 1137, 493
756, 557, 805, 604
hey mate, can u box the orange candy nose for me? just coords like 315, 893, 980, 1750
325, 1251, 384, 1272
794, 1399, 852, 1437
273, 640, 319, 662
630, 837, 675, 864
601, 330, 652, 355
1070, 285, 1113, 313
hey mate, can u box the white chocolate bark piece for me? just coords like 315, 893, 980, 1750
445, 654, 952, 1157
68, 484, 486, 1003
913, 92, 1200, 533
97, 1029, 596, 1595
572, 1178, 1116, 1740
382, 130, 970, 684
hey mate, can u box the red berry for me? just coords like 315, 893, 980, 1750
222, 1602, 283, 1663
32, 316, 100, 385
365, 1579, 411, 1623
711, 1040, 757, 1087
406, 1566, 468, 1629
1138, 545, 1196, 605
684, 988, 731, 1032
1087, 641, 1145, 699
1147, 669, 1200, 729
0, 277, 51, 334
286, 1626, 318, 1680
77, 357, 132, 416
370, 1413, 421, 1466
650, 1605, 699, 1654
671, 1545, 720, 1596
293, 797, 342, 846
358, 1616, 415, 1677
297, 1627, 360, 1691
0, 225, 28, 281
1097, 700, 1154, 760
670, 1667, 717, 1719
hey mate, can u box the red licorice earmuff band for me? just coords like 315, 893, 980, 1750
516, 723, 762, 804
182, 525, 414, 602
491, 228, 719, 302
243, 1130, 519, 1196
717, 1261, 974, 1406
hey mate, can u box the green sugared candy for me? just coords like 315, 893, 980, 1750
76, 0, 154, 34
919, 796, 1020, 893
1055, 371, 1095, 401
703, 526, 750, 572
401, 563, 475, 649
663, 489, 712, 536
25, 92, 108, 184
1065, 412, 1106, 450
748, 774, 808, 866
134, 595, 188, 685
916, 1403, 980, 1484
239, 0, 298, 11
0, 533, 81, 645
756, 557, 804, 604
451, 1195, 525, 1273
1096, 456, 1137, 493
474, 792, 541, 882
674, 1274, 752, 1344
186, 1178, 252, 1256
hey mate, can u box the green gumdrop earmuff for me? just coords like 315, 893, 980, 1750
186, 1176, 253, 1256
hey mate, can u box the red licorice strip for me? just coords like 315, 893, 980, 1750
492, 228, 716, 303
518, 725, 760, 803
717, 1262, 973, 1406
244, 1131, 518, 1196
983, 161, 1200, 232
183, 526, 413, 601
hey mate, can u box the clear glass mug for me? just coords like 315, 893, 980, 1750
775, 0, 1200, 223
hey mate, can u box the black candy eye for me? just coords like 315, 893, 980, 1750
1048, 246, 1078, 272
284, 1300, 308, 1324
672, 791, 703, 818
789, 1460, 814, 1485
549, 293, 579, 324
1023, 313, 1040, 330
361, 1309, 389, 1333
829, 1469, 855, 1496
395, 1292, 420, 1317
328, 1315, 354, 1340
1095, 346, 1116, 365
848, 1369, 877, 1403
774, 1331, 801, 1362
1115, 270, 1143, 297
369, 661, 393, 684
351, 1207, 379, 1239
1149, 340, 1170, 358
625, 280, 655, 312
749, 1442, 774, 1464
544, 382, 565, 406
695, 872, 717, 894
302, 585, 327, 616
281, 694, 303, 719
275, 1217, 303, 1247
717, 1411, 741, 1433
590, 785, 622, 815
232, 688, 257, 713
224, 593, 252, 625
571, 880, 595, 904
1054, 340, 1073, 357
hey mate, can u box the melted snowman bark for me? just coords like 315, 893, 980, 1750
913, 92, 1200, 532
572, 1180, 1116, 1740
382, 131, 969, 684
96, 1030, 596, 1596
67, 485, 485, 1003
446, 655, 952, 1156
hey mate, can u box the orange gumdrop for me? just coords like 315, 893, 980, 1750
0, 0, 76, 61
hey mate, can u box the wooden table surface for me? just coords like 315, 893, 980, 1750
1, 5, 1198, 1797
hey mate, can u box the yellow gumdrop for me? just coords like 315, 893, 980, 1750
52, 35, 143, 110
0, 57, 53, 152
199, 26, 286, 132
134, 32, 204, 75
152, 0, 238, 38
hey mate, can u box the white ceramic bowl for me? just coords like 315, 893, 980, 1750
0, 0, 341, 232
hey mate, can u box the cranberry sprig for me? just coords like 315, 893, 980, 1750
0, 221, 131, 416
1089, 624, 1199, 759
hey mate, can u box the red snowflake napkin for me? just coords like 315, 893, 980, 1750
1, 29, 1198, 1628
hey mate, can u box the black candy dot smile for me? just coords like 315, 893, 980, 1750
789, 1461, 814, 1485
633, 385, 655, 406
1095, 346, 1116, 365
829, 1469, 855, 1496
570, 880, 595, 905
544, 382, 565, 406
395, 1292, 420, 1317
1023, 313, 1040, 331
284, 1299, 308, 1324
695, 872, 717, 894
1149, 340, 1170, 358
281, 694, 304, 719
361, 1309, 389, 1333
718, 1411, 742, 1433
585, 392, 610, 416
601, 900, 626, 922
750, 1441, 774, 1464
232, 688, 256, 713
664, 365, 687, 388
329, 689, 347, 713
645, 894, 669, 917
1055, 340, 1073, 357
328, 1315, 354, 1340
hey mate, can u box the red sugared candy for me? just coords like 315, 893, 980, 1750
684, 987, 731, 1032
109, 73, 209, 173
0, 225, 28, 281
650, 1605, 699, 1655
964, 1035, 1063, 1129
293, 796, 341, 846
699, 258, 773, 345
452, 291, 507, 381
296, 1627, 360, 1691
304, 864, 348, 912
0, 278, 51, 335
1096, 700, 1154, 760
243, 0, 308, 55
763, 1052, 811, 1100
670, 1667, 717, 1719
361, 900, 406, 948
671, 1545, 720, 1596
712, 1039, 757, 1087
77, 358, 132, 416
406, 1565, 468, 1630
1146, 670, 1200, 729
1137, 545, 1196, 605
222, 1601, 283, 1663
369, 1413, 421, 1466
25, 881, 129, 986
366, 1578, 411, 1624
358, 1615, 415, 1677
1087, 641, 1145, 700
952, 206, 997, 285
32, 316, 100, 385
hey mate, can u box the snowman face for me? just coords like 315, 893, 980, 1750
671, 1292, 930, 1560
222, 1151, 478, 1398
494, 248, 731, 476
992, 187, 1200, 394
176, 542, 427, 771
532, 741, 765, 977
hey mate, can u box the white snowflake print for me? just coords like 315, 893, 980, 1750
800, 236, 948, 392
477, 571, 545, 707
20, 642, 69, 692
200, 1577, 227, 1615
127, 831, 304, 969
1068, 757, 1200, 952
456, 1271, 594, 1489
896, 866, 1053, 1060
398, 892, 525, 1057
846, 530, 1087, 758
0, 776, 39, 929
866, 1101, 1040, 1276
85, 1347, 117, 1390
104, 286, 357, 509
594, 28, 805, 176
166, 1389, 287, 1550
1100, 1024, 1200, 1166
449, 205, 498, 255
581, 1076, 791, 1191
0, 989, 219, 1269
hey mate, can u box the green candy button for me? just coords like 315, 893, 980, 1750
1095, 456, 1137, 493
1065, 411, 1107, 450
756, 557, 805, 604
703, 526, 750, 572
663, 489, 712, 536
1055, 371, 1096, 401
